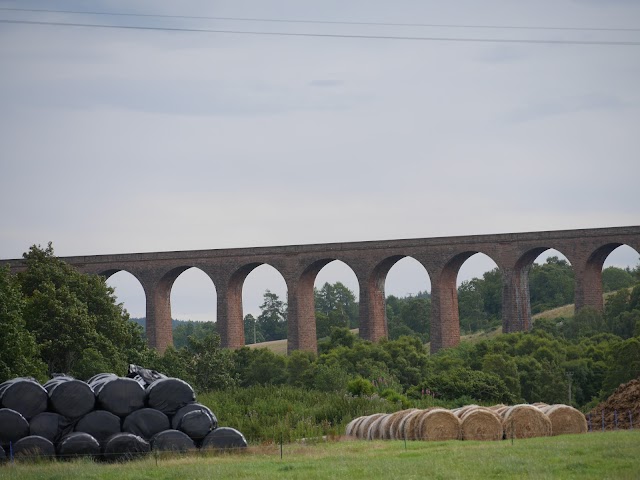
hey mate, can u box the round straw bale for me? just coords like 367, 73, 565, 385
348, 416, 368, 438
459, 407, 503, 441
502, 404, 552, 439
488, 404, 506, 411
541, 404, 588, 436
385, 409, 417, 440
494, 406, 511, 418
402, 409, 430, 440
416, 408, 461, 441
452, 405, 480, 418
344, 417, 363, 437
367, 414, 390, 440
532, 402, 549, 409
357, 414, 386, 440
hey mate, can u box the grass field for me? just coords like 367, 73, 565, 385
2, 431, 639, 480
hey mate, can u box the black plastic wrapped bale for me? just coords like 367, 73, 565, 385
29, 412, 73, 443
171, 403, 217, 429
75, 410, 121, 445
57, 432, 101, 459
0, 378, 48, 420
89, 375, 145, 417
202, 427, 248, 450
146, 378, 195, 415
122, 408, 170, 440
44, 376, 95, 419
127, 364, 167, 388
102, 432, 150, 462
13, 435, 55, 460
150, 429, 195, 453
177, 410, 215, 442
0, 408, 30, 447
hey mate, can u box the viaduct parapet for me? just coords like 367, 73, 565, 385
2, 226, 639, 355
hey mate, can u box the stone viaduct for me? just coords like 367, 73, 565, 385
2, 226, 639, 355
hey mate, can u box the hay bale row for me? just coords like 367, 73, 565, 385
0, 369, 247, 462
346, 403, 587, 442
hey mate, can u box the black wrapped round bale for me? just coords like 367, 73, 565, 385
29, 412, 73, 443
123, 408, 170, 440
0, 408, 29, 447
146, 378, 195, 415
13, 435, 55, 460
57, 432, 101, 459
151, 429, 195, 453
102, 432, 150, 462
0, 378, 48, 419
89, 375, 145, 417
44, 376, 95, 419
177, 410, 215, 442
202, 427, 248, 450
172, 403, 217, 429
75, 410, 121, 445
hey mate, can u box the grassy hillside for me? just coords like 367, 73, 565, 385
249, 291, 624, 354
4, 431, 639, 480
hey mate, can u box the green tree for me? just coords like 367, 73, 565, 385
529, 257, 575, 314
0, 266, 47, 381
18, 243, 150, 377
602, 266, 636, 292
257, 290, 287, 341
243, 314, 264, 345
181, 332, 237, 392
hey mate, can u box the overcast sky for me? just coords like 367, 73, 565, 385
1, 0, 639, 321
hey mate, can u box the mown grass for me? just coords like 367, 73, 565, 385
2, 431, 638, 480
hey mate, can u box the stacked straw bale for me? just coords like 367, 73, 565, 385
345, 402, 584, 443
416, 409, 461, 441
502, 404, 552, 439
539, 404, 587, 436
455, 407, 503, 441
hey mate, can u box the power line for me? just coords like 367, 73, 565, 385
1, 19, 640, 46
1, 6, 639, 33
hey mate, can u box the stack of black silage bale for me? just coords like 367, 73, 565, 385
0, 366, 247, 462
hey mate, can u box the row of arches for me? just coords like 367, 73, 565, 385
105, 243, 639, 352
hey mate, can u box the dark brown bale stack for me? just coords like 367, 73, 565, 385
502, 404, 552, 439
416, 408, 461, 441
457, 407, 503, 441
540, 405, 588, 436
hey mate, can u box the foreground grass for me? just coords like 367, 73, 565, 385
2, 431, 639, 480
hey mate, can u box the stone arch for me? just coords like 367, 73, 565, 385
378, 256, 431, 341
288, 258, 359, 353
101, 268, 147, 333
507, 246, 574, 333
241, 263, 288, 345
430, 250, 501, 352
218, 262, 287, 350
578, 242, 638, 313
147, 266, 217, 353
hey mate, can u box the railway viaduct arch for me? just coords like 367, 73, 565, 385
2, 226, 639, 355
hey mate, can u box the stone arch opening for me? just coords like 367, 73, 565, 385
455, 253, 502, 335
170, 267, 218, 349
241, 264, 288, 345
382, 257, 431, 341
529, 249, 575, 316
600, 244, 639, 292
104, 269, 146, 334
313, 260, 360, 340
